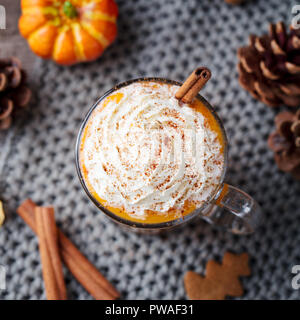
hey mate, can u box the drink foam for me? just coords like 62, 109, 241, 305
81, 81, 224, 218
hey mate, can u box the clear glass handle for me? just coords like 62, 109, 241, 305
202, 184, 263, 235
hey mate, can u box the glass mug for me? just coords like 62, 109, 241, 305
75, 78, 263, 235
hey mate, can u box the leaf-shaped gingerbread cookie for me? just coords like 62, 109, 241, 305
184, 252, 251, 300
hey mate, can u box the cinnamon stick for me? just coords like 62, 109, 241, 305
17, 199, 119, 300
61, 246, 113, 300
59, 233, 117, 300
175, 67, 211, 104
35, 206, 67, 300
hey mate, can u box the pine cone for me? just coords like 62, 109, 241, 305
238, 22, 300, 107
268, 109, 300, 179
0, 57, 31, 130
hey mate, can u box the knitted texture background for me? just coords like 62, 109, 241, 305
0, 0, 300, 299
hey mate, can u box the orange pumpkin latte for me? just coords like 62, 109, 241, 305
79, 80, 225, 224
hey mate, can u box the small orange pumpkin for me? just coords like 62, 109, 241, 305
19, 0, 118, 65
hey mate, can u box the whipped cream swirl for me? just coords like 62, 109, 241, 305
81, 82, 224, 217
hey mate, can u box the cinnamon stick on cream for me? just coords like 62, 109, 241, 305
175, 67, 211, 104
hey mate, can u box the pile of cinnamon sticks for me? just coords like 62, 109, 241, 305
17, 199, 120, 300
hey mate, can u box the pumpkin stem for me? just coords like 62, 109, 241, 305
63, 1, 78, 19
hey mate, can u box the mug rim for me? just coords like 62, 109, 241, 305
75, 77, 228, 230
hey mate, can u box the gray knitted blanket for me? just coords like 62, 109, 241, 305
0, 0, 300, 300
